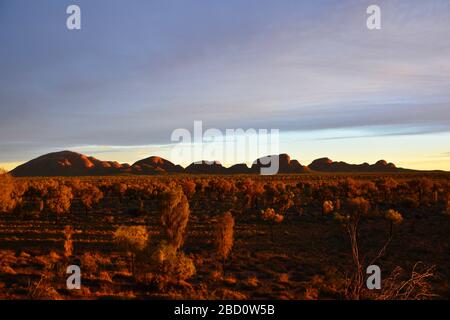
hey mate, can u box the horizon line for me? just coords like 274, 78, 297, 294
6, 149, 449, 173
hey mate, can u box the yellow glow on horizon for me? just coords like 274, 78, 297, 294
0, 162, 24, 172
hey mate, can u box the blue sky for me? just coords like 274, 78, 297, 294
1, 0, 449, 170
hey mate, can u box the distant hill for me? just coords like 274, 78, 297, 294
130, 156, 183, 174
185, 161, 227, 174
10, 150, 417, 177
308, 157, 407, 173
11, 151, 128, 177
227, 163, 251, 174
251, 153, 310, 174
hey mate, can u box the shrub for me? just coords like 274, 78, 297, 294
260, 208, 284, 242
21, 185, 45, 217
63, 226, 74, 259
0, 169, 15, 213
114, 226, 149, 276
78, 183, 103, 216
322, 200, 334, 215
385, 209, 403, 237
375, 177, 398, 202
160, 188, 190, 250
147, 242, 196, 283
334, 197, 370, 299
376, 263, 436, 300
180, 180, 196, 198
45, 184, 73, 224
335, 199, 407, 300
215, 212, 235, 268
80, 252, 99, 275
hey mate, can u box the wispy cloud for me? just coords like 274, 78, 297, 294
0, 0, 449, 169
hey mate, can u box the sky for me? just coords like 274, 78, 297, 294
0, 0, 449, 170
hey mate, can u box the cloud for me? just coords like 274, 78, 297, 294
0, 0, 449, 164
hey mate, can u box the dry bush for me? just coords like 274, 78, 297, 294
260, 208, 284, 242
322, 200, 334, 215
385, 209, 403, 237
209, 270, 223, 282
132, 188, 195, 287
114, 225, 149, 276
411, 178, 434, 203
305, 268, 348, 299
78, 183, 103, 216
304, 287, 319, 300
215, 211, 235, 268
0, 169, 15, 213
278, 273, 290, 284
141, 241, 196, 287
98, 271, 113, 283
334, 197, 369, 299
375, 177, 398, 202
214, 288, 247, 300
79, 252, 111, 276
332, 198, 406, 300
28, 251, 63, 300
27, 262, 63, 300
244, 276, 259, 288
0, 250, 17, 275
80, 252, 99, 274
45, 183, 73, 224
223, 275, 237, 285
180, 179, 196, 198
28, 280, 62, 300
160, 188, 190, 250
114, 226, 148, 252
375, 263, 437, 300
63, 226, 74, 259
21, 184, 45, 217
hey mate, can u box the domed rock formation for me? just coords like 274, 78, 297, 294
131, 156, 183, 174
11, 151, 128, 177
308, 157, 403, 172
184, 160, 227, 174
227, 163, 251, 174
251, 154, 309, 174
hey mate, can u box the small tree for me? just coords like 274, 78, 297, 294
79, 183, 103, 216
332, 198, 404, 300
375, 177, 398, 203
260, 208, 284, 242
160, 188, 190, 250
322, 200, 334, 216
385, 209, 403, 238
45, 184, 73, 224
180, 179, 196, 198
334, 197, 370, 299
215, 212, 235, 269
114, 225, 149, 277
22, 185, 45, 217
137, 188, 194, 287
412, 178, 433, 203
